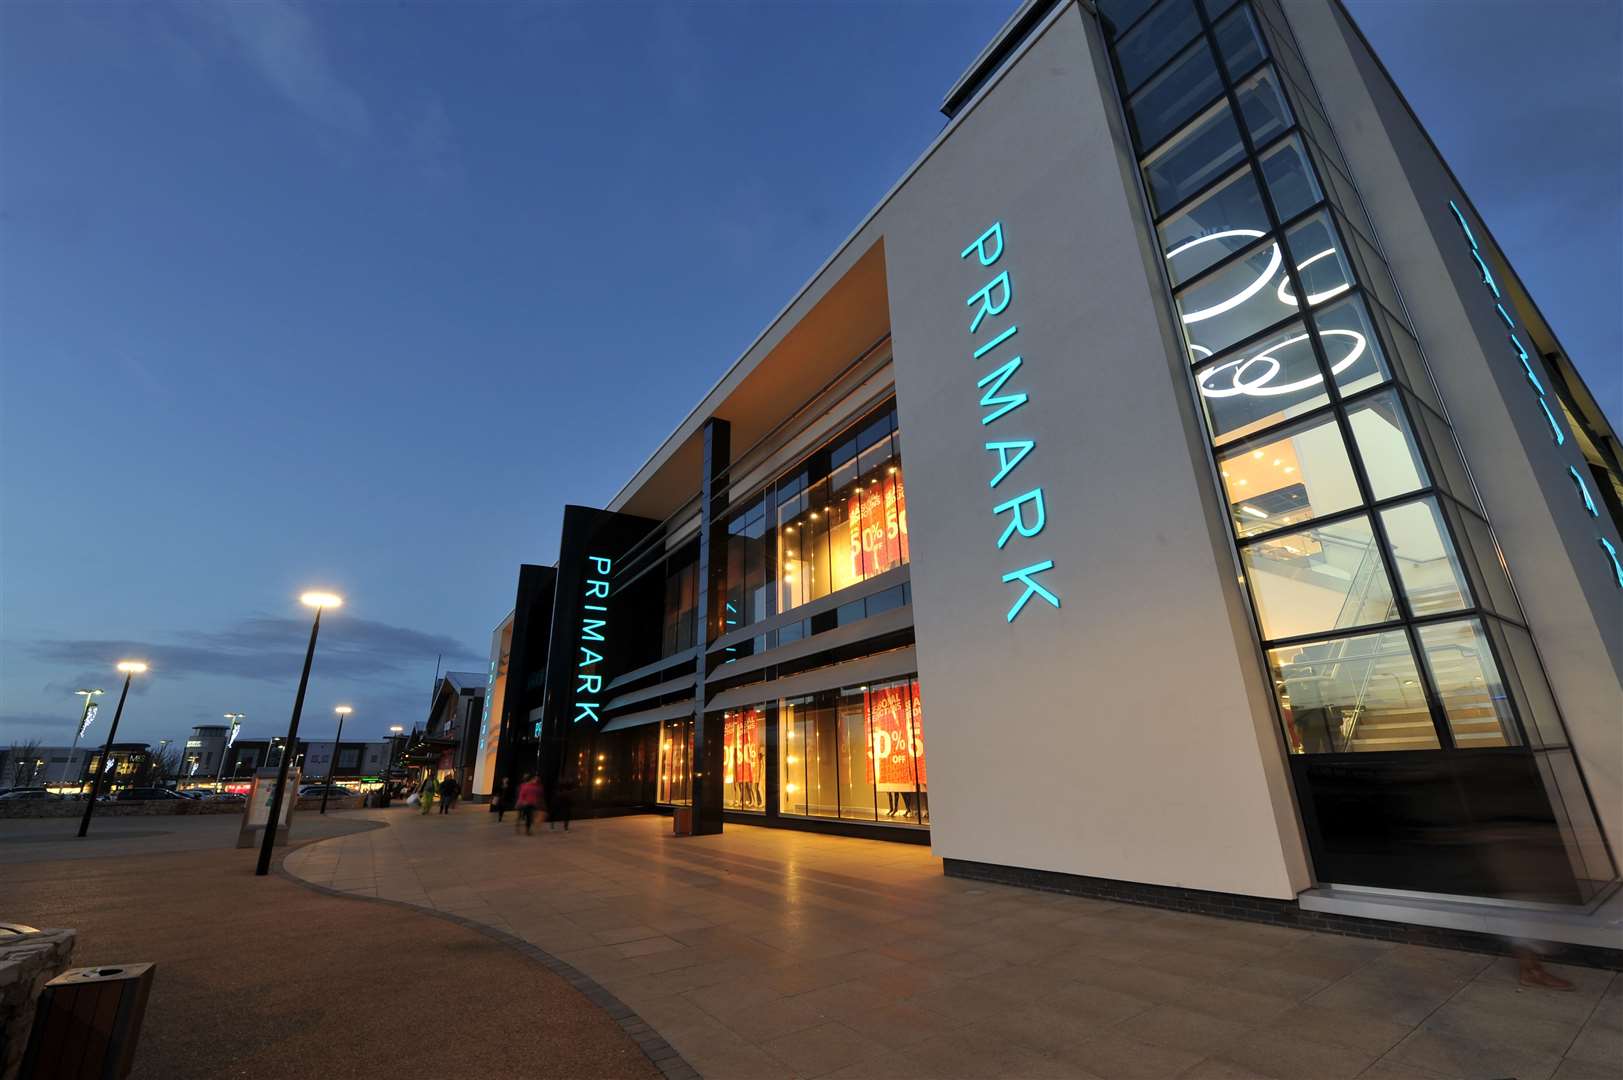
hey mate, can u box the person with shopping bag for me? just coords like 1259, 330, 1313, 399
515, 774, 544, 835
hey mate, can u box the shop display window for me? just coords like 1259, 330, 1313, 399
657, 716, 692, 805
722, 706, 765, 812
779, 677, 927, 825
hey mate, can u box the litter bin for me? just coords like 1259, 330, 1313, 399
21, 963, 155, 1079
672, 806, 693, 836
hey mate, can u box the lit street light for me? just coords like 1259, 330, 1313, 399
257, 591, 342, 876
78, 661, 148, 838
321, 705, 352, 815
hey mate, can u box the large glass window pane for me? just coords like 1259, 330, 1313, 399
1380, 498, 1474, 616
781, 692, 838, 817
1127, 38, 1224, 150
1158, 165, 1271, 285
1218, 412, 1361, 537
1282, 211, 1355, 309
1268, 630, 1438, 753
1346, 388, 1428, 500
1257, 134, 1323, 223
860, 679, 926, 823
1451, 505, 1521, 620
1177, 236, 1298, 361
1241, 515, 1400, 639
1233, 66, 1292, 147
1415, 619, 1517, 748
658, 716, 692, 805
1351, 232, 1405, 327
836, 689, 876, 821
1194, 319, 1331, 445
1213, 4, 1267, 78
853, 435, 909, 578
1482, 619, 1558, 751
724, 497, 767, 630
1311, 293, 1392, 397
1117, 0, 1202, 94
723, 706, 765, 812
1142, 101, 1247, 215
1376, 309, 1442, 411
1100, 0, 1159, 38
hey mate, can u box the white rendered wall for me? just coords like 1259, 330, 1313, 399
879, 5, 1311, 899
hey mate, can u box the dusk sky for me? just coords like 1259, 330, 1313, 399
2, 0, 1618, 752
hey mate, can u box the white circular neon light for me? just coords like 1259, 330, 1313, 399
1167, 231, 1282, 325
1275, 248, 1351, 306
1197, 329, 1367, 398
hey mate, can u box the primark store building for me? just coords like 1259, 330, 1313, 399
472, 0, 1623, 941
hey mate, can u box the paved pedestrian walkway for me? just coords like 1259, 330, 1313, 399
286, 810, 1622, 1080
0, 820, 656, 1080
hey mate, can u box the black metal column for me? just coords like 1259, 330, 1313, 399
689, 418, 730, 836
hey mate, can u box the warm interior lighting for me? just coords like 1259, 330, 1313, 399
301, 591, 344, 608
335, 705, 353, 715
116, 660, 148, 674
1239, 505, 1269, 520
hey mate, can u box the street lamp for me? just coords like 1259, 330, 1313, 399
320, 705, 352, 815
78, 661, 148, 838
257, 590, 342, 876
157, 739, 172, 790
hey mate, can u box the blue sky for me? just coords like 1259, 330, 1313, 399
2, 0, 1618, 751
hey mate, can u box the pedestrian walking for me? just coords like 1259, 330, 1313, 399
418, 772, 438, 816
549, 776, 577, 832
516, 774, 544, 835
493, 778, 514, 823
439, 773, 461, 813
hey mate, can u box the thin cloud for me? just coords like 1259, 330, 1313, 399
198, 0, 370, 135
25, 615, 479, 685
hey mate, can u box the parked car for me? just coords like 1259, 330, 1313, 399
175, 790, 209, 800
209, 791, 247, 803
113, 787, 186, 801
298, 784, 354, 799
0, 788, 58, 801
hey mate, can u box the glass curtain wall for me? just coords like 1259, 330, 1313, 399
1097, 0, 1614, 886
657, 715, 692, 805
780, 676, 927, 825
718, 400, 910, 641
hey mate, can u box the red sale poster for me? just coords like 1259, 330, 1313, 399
864, 682, 923, 792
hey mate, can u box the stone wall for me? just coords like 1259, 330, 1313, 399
0, 800, 241, 820
0, 929, 75, 1080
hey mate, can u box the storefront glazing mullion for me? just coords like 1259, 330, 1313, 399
1098, 0, 1529, 754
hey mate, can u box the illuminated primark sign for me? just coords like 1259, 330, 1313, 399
572, 555, 613, 723
1446, 199, 1623, 589
959, 221, 1061, 622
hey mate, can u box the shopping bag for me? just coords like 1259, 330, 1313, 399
406, 792, 420, 807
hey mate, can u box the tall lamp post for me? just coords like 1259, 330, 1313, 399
78, 661, 148, 838
257, 591, 342, 876
157, 739, 172, 790
320, 705, 352, 815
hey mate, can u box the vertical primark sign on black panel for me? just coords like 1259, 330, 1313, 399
535, 505, 660, 792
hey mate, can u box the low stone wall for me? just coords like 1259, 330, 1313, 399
0, 799, 241, 820
0, 928, 75, 1080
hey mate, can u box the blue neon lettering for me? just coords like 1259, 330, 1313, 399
966, 271, 1012, 334
974, 323, 1018, 359
977, 356, 1028, 424
960, 221, 1005, 266
572, 554, 612, 723
1601, 538, 1623, 589
1569, 467, 1598, 518
961, 220, 1061, 623
1538, 397, 1565, 445
986, 440, 1035, 488
993, 488, 1047, 548
1002, 561, 1061, 621
1448, 198, 1601, 581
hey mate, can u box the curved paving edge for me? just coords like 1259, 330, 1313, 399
275, 828, 700, 1080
